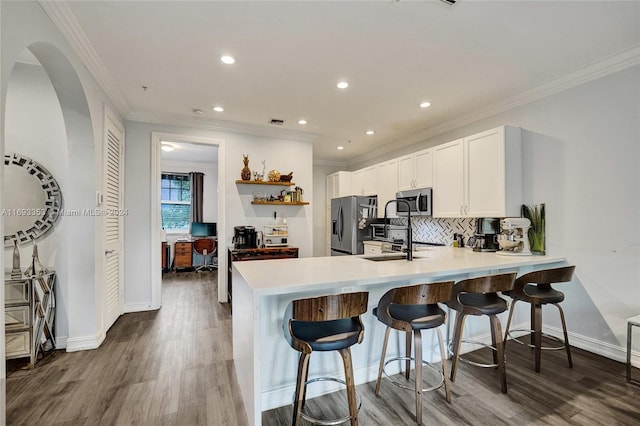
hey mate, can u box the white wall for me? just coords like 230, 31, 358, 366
1, 1, 126, 357
326, 66, 640, 360
3, 59, 70, 335
124, 120, 313, 308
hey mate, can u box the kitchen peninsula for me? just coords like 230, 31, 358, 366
232, 247, 566, 425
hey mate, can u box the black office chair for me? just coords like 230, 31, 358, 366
193, 238, 217, 272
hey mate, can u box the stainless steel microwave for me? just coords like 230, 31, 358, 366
395, 188, 432, 216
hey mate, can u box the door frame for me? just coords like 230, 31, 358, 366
150, 132, 226, 307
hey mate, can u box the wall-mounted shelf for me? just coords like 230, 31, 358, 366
236, 180, 295, 186
251, 200, 309, 206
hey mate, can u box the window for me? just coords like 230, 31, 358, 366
161, 173, 191, 230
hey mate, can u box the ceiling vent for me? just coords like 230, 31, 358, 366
269, 118, 285, 126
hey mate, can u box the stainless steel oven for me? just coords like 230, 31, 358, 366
395, 188, 432, 216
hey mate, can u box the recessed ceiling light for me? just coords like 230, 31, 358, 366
161, 143, 175, 152
337, 146, 344, 150
366, 130, 375, 135
337, 81, 349, 89
420, 101, 432, 108
213, 106, 224, 112
220, 55, 235, 65
298, 119, 308, 125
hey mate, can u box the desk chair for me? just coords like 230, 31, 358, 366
193, 238, 217, 272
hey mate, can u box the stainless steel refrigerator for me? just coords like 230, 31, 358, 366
331, 195, 378, 256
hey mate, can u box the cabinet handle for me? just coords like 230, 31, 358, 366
459, 206, 463, 215
465, 205, 469, 215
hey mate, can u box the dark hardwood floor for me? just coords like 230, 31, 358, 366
6, 271, 247, 426
6, 272, 640, 425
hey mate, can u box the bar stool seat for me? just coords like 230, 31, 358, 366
458, 293, 508, 315
373, 304, 445, 329
373, 281, 454, 425
284, 292, 368, 426
446, 272, 516, 394
289, 318, 362, 352
503, 265, 576, 373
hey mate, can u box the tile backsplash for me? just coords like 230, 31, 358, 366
389, 217, 476, 246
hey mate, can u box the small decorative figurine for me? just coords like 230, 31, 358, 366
241, 155, 251, 181
24, 241, 47, 277
11, 241, 22, 279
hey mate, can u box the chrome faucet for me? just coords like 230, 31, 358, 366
383, 199, 413, 261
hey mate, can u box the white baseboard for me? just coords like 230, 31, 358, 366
543, 324, 639, 367
55, 336, 68, 350
65, 331, 106, 352
124, 302, 160, 313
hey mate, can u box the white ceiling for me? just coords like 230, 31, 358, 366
64, 1, 639, 165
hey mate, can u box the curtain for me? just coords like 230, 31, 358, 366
190, 172, 204, 224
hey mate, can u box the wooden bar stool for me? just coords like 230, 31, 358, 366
283, 292, 368, 426
503, 266, 576, 373
373, 281, 454, 425
446, 272, 516, 394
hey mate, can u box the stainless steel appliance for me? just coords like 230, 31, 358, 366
469, 218, 500, 252
497, 217, 532, 256
331, 195, 378, 256
233, 226, 257, 249
395, 188, 432, 216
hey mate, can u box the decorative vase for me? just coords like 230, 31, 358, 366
521, 203, 545, 255
11, 241, 22, 279
241, 155, 252, 181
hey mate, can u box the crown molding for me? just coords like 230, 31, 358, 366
349, 44, 640, 167
127, 111, 320, 144
39, 1, 129, 118
313, 159, 349, 168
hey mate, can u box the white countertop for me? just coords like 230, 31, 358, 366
233, 247, 566, 296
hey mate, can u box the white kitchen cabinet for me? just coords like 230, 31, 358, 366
376, 159, 399, 217
326, 171, 352, 200
433, 125, 522, 218
433, 139, 465, 217
398, 148, 433, 190
351, 166, 376, 196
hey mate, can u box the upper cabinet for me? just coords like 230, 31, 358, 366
326, 171, 352, 200
375, 159, 399, 217
351, 166, 376, 196
433, 125, 522, 218
398, 148, 433, 190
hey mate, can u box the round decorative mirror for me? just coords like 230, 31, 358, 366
3, 153, 62, 247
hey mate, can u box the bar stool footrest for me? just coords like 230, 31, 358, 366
293, 377, 362, 426
507, 329, 566, 351
382, 356, 444, 392
449, 339, 501, 368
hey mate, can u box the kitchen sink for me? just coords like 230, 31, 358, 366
362, 254, 408, 262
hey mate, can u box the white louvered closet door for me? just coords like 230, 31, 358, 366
104, 112, 124, 331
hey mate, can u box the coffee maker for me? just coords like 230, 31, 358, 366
469, 218, 500, 252
233, 226, 257, 249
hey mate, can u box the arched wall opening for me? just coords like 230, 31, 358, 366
2, 42, 97, 347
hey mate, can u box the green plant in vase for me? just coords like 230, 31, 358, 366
521, 204, 545, 254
